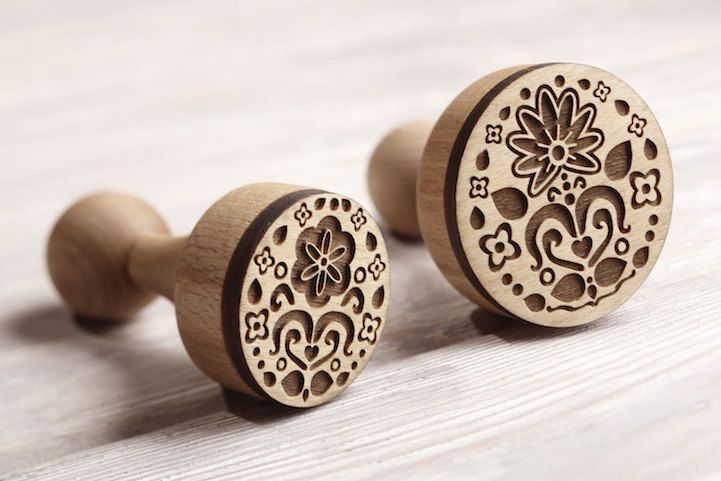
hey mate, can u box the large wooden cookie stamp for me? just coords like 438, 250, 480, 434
47, 184, 390, 407
369, 63, 672, 327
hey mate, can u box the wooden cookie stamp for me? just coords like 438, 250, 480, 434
368, 63, 672, 327
47, 184, 390, 407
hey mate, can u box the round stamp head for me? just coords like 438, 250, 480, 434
418, 64, 672, 327
176, 185, 390, 407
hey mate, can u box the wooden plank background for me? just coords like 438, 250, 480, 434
1, 0, 720, 479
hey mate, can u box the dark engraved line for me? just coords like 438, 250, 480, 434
546, 270, 636, 312
222, 188, 324, 401
444, 63, 556, 319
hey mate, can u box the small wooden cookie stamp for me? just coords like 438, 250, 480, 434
47, 184, 390, 407
369, 63, 672, 327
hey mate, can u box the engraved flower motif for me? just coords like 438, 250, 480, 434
486, 124, 502, 144
593, 81, 611, 102
350, 208, 367, 231
368, 254, 387, 281
359, 313, 381, 344
294, 203, 312, 227
253, 246, 275, 274
628, 114, 647, 137
508, 86, 603, 197
469, 176, 489, 198
630, 169, 661, 208
245, 310, 269, 342
293, 216, 354, 306
480, 223, 521, 271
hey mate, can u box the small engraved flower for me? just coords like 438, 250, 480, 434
294, 203, 312, 227
486, 124, 503, 144
350, 208, 367, 231
253, 246, 275, 274
508, 86, 603, 197
368, 254, 386, 280
469, 176, 489, 198
359, 313, 381, 344
630, 169, 661, 208
628, 114, 647, 137
480, 223, 521, 271
245, 310, 269, 342
593, 81, 611, 102
293, 216, 354, 306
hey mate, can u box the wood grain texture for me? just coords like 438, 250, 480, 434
1, 0, 720, 479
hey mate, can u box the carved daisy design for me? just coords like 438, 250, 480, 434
479, 223, 521, 271
301, 230, 347, 296
294, 203, 312, 227
359, 313, 381, 344
292, 216, 354, 306
508, 86, 603, 197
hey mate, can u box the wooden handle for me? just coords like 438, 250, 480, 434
128, 235, 187, 301
47, 192, 175, 320
367, 121, 433, 239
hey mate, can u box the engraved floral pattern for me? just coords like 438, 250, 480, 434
254, 247, 275, 274
593, 81, 611, 102
508, 86, 603, 197
479, 223, 520, 271
628, 114, 647, 137
350, 208, 367, 231
359, 313, 381, 344
292, 216, 354, 306
367, 254, 387, 280
486, 125, 503, 144
294, 203, 312, 227
245, 310, 269, 342
630, 169, 661, 208
469, 176, 489, 198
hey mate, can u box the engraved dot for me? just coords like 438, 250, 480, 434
258, 360, 265, 369
351, 361, 358, 369
540, 268, 555, 285
642, 184, 651, 194
502, 274, 513, 285
512, 284, 523, 296
561, 173, 568, 181
565, 194, 575, 205
578, 79, 591, 90
354, 268, 367, 283
563, 181, 571, 191
646, 230, 655, 241
520, 88, 531, 100
649, 215, 658, 225
253, 347, 260, 356
555, 75, 565, 87
494, 242, 505, 253
615, 238, 629, 255
499, 106, 510, 120
359, 349, 366, 358
331, 359, 341, 371
588, 285, 597, 298
587, 276, 593, 283
277, 358, 287, 371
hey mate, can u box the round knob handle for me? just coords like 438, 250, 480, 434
368, 63, 673, 328
47, 184, 391, 407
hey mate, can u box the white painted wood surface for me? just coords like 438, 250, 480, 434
1, 0, 720, 479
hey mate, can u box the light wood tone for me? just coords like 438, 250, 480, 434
368, 121, 434, 238
47, 184, 390, 408
47, 192, 171, 321
373, 64, 672, 327
2, 0, 720, 479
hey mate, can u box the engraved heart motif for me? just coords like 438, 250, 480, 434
571, 236, 592, 259
304, 345, 319, 361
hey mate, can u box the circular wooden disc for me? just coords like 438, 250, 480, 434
229, 191, 389, 407
418, 63, 672, 327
